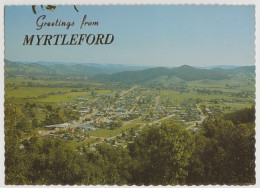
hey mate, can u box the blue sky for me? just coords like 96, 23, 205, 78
5, 5, 255, 67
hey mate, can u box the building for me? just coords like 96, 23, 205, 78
76, 124, 96, 132
45, 122, 71, 129
77, 98, 89, 101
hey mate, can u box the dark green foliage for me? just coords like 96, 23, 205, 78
5, 138, 132, 185
187, 117, 255, 185
128, 121, 194, 185
95, 144, 132, 184
109, 119, 123, 130
16, 118, 32, 133
5, 105, 255, 185
223, 106, 255, 124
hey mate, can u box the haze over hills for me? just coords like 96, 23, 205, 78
4, 59, 150, 77
90, 65, 255, 84
10, 60, 150, 73
11, 60, 250, 70
5, 59, 255, 84
196, 65, 242, 70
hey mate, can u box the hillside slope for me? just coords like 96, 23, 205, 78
5, 60, 255, 84
90, 65, 255, 83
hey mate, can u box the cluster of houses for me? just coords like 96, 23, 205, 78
144, 101, 201, 123
104, 129, 143, 147
45, 122, 96, 141
45, 122, 71, 129
45, 122, 95, 131
205, 105, 236, 116
75, 124, 96, 132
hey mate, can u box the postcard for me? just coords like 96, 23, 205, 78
1, 1, 258, 186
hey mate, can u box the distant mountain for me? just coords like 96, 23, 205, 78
90, 65, 250, 83
5, 59, 255, 84
90, 65, 241, 83
197, 65, 242, 70
4, 59, 148, 77
5, 60, 107, 77
230, 65, 255, 73
12, 60, 148, 73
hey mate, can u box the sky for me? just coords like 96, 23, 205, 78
4, 5, 255, 67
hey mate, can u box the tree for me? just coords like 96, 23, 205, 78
16, 118, 31, 133
128, 120, 194, 185
187, 116, 255, 185
95, 144, 132, 185
32, 118, 40, 128
46, 105, 53, 112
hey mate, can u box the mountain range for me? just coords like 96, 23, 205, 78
90, 65, 255, 84
5, 59, 255, 84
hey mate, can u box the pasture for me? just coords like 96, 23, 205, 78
5, 85, 116, 104
89, 123, 140, 138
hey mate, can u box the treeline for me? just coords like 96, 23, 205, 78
4, 101, 79, 138
223, 105, 255, 124
195, 88, 251, 98
5, 107, 255, 185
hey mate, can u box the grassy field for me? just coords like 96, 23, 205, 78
89, 123, 141, 138
5, 76, 104, 86
38, 91, 93, 103
160, 90, 255, 104
5, 76, 255, 138
187, 79, 255, 92
5, 86, 116, 104
5, 87, 71, 98
204, 103, 254, 110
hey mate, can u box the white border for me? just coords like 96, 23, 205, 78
0, 0, 259, 187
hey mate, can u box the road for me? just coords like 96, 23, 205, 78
129, 95, 141, 113
149, 95, 160, 110
119, 85, 138, 97
186, 104, 206, 130
90, 112, 177, 146
39, 87, 207, 148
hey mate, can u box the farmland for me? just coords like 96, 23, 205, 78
5, 69, 255, 145
4, 61, 256, 185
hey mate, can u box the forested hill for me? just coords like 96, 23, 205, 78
90, 65, 255, 83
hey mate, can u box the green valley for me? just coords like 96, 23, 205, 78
4, 60, 256, 185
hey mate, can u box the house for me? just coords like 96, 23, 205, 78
79, 110, 90, 114
76, 124, 96, 132
116, 107, 127, 113
80, 107, 88, 109
45, 122, 71, 129
107, 94, 115, 98
77, 98, 89, 101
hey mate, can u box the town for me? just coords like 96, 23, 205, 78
4, 61, 255, 185
31, 82, 253, 148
